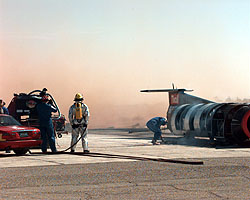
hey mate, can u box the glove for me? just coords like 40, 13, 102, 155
72, 124, 80, 129
83, 124, 87, 128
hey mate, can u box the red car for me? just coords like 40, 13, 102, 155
0, 114, 42, 155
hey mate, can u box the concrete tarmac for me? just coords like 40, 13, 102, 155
0, 129, 250, 199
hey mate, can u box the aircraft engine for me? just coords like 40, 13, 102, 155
168, 103, 250, 144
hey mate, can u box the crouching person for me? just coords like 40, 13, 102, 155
146, 117, 167, 145
69, 93, 90, 153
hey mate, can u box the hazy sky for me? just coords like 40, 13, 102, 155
1, 0, 249, 128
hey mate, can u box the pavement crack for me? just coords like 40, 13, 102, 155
169, 184, 189, 192
209, 191, 227, 199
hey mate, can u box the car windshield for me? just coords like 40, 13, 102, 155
0, 115, 22, 126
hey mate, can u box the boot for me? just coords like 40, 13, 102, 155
152, 140, 160, 145
83, 150, 90, 153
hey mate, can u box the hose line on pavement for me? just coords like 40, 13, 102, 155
29, 126, 204, 165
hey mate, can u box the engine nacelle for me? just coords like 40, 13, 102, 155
167, 103, 250, 143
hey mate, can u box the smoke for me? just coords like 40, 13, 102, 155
213, 96, 250, 103
89, 103, 167, 128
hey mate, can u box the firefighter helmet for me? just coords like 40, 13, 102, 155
74, 93, 84, 101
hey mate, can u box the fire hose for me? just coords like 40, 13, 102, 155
29, 126, 203, 165
58, 125, 87, 153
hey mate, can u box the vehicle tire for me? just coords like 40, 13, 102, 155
13, 148, 29, 155
58, 133, 62, 138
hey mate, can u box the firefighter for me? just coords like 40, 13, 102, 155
146, 117, 167, 145
36, 95, 58, 153
0, 99, 9, 114
69, 93, 90, 153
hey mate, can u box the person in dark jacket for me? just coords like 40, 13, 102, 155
0, 99, 9, 114
36, 95, 57, 153
146, 117, 167, 145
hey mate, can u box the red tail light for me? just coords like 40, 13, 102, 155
0, 132, 10, 141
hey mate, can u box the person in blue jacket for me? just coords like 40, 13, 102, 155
0, 99, 9, 114
146, 117, 167, 145
36, 95, 57, 153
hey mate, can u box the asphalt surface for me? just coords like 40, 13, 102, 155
0, 129, 250, 199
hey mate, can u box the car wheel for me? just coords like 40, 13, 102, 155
13, 148, 29, 155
